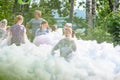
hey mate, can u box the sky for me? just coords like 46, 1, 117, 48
74, 0, 85, 10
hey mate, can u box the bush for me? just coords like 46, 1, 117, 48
0, 0, 14, 25
76, 27, 113, 43
106, 12, 120, 45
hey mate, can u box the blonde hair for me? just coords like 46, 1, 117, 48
14, 15, 24, 24
41, 20, 48, 25
34, 10, 41, 17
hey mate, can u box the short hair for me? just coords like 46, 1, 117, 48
52, 25, 58, 31
41, 20, 48, 25
14, 15, 24, 24
34, 10, 41, 17
1, 19, 7, 25
40, 21, 48, 28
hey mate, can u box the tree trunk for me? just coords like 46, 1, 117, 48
92, 0, 96, 28
113, 0, 119, 11
108, 0, 113, 11
86, 0, 92, 28
69, 0, 74, 23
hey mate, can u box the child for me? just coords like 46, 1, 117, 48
0, 19, 7, 39
64, 23, 75, 38
52, 25, 58, 32
51, 23, 76, 61
10, 15, 26, 46
26, 10, 46, 42
35, 21, 50, 36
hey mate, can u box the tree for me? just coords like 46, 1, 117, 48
69, 0, 75, 23
92, 0, 96, 28
86, 0, 96, 28
96, 0, 112, 18
0, 0, 14, 25
26, 0, 71, 25
108, 0, 114, 11
86, 0, 92, 28
96, 0, 119, 17
113, 0, 119, 11
0, 0, 74, 26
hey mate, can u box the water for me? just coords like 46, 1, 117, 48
0, 30, 120, 80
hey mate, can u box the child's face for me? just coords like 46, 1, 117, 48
19, 19, 23, 24
41, 23, 48, 29
34, 12, 40, 18
1, 23, 6, 28
64, 27, 72, 36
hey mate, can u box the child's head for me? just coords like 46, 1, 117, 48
0, 19, 7, 29
64, 23, 72, 28
64, 27, 73, 38
14, 15, 24, 24
41, 21, 49, 29
34, 10, 41, 18
52, 25, 58, 31
63, 23, 73, 37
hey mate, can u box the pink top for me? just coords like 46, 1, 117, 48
10, 24, 25, 45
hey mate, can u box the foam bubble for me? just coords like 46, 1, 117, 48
0, 33, 120, 80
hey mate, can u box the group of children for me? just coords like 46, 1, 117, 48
0, 10, 77, 61
0, 15, 26, 46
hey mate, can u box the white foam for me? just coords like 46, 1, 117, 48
0, 34, 120, 80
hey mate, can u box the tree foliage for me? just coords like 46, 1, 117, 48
0, 0, 14, 25
107, 12, 120, 45
0, 0, 71, 26
0, 0, 120, 45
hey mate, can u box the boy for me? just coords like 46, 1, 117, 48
35, 21, 49, 36
0, 19, 7, 39
51, 23, 76, 61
